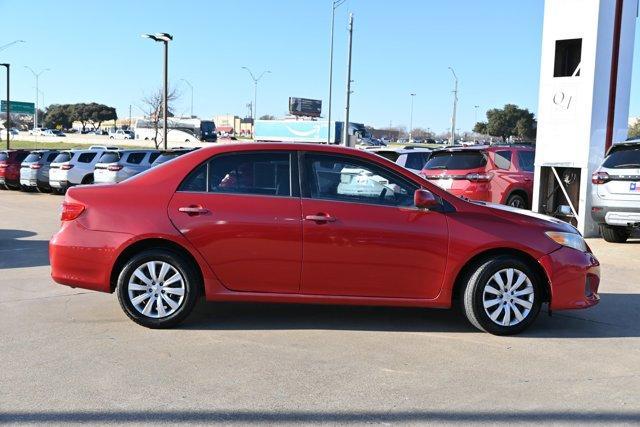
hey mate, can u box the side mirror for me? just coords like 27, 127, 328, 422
414, 189, 438, 209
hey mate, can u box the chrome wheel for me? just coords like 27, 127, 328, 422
128, 261, 185, 319
482, 268, 534, 327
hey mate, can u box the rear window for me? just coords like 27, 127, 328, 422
99, 152, 121, 163
23, 153, 43, 163
375, 151, 400, 162
602, 147, 640, 169
424, 151, 487, 170
78, 152, 97, 163
0, 152, 8, 161
53, 152, 73, 163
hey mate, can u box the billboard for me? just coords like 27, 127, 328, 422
289, 97, 322, 117
1, 100, 35, 115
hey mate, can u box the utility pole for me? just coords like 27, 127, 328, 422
241, 67, 270, 138
142, 33, 173, 150
129, 104, 132, 130
0, 64, 9, 149
474, 105, 479, 125
448, 67, 458, 145
343, 13, 354, 147
409, 93, 416, 142
24, 66, 50, 131
327, 0, 346, 144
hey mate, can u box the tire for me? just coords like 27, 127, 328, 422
81, 174, 94, 185
461, 256, 542, 335
109, 136, 114, 140
116, 249, 199, 328
600, 225, 630, 243
506, 193, 527, 209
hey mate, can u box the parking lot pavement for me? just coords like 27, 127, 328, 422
1, 190, 639, 425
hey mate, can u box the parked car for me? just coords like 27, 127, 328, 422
421, 145, 534, 208
150, 148, 198, 167
50, 143, 599, 335
42, 129, 65, 137
93, 149, 160, 184
591, 140, 640, 242
49, 148, 109, 193
371, 147, 432, 174
109, 129, 135, 140
0, 128, 19, 138
89, 145, 120, 150
0, 149, 30, 190
28, 127, 48, 136
19, 149, 60, 192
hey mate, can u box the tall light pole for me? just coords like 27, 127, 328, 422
474, 104, 479, 124
0, 40, 25, 53
327, 0, 346, 144
241, 67, 270, 137
409, 93, 416, 142
180, 78, 193, 117
143, 32, 173, 150
24, 66, 50, 130
448, 67, 458, 145
1, 64, 9, 149
343, 13, 354, 147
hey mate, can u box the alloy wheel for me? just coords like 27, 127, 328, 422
128, 261, 185, 319
482, 268, 534, 327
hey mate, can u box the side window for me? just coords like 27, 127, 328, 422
127, 152, 145, 164
405, 152, 428, 170
46, 153, 58, 162
178, 163, 207, 192
517, 150, 535, 172
305, 154, 417, 207
208, 152, 291, 196
494, 151, 512, 170
148, 152, 161, 164
77, 153, 97, 163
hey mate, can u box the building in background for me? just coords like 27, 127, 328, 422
213, 115, 254, 137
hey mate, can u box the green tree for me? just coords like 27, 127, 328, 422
476, 104, 536, 141
71, 103, 117, 132
259, 114, 275, 120
628, 118, 640, 140
43, 104, 74, 129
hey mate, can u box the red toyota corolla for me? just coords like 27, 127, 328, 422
50, 143, 600, 335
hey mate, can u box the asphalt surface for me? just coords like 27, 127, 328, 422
1, 190, 639, 425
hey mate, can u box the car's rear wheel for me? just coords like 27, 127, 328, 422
81, 174, 94, 185
600, 225, 630, 243
462, 256, 542, 335
116, 249, 199, 328
506, 194, 527, 209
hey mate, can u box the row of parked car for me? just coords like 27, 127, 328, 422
0, 145, 194, 194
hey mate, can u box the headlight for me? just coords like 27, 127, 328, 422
545, 231, 588, 252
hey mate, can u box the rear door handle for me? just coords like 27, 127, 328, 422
305, 214, 336, 223
178, 205, 209, 216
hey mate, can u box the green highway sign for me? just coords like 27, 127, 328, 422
1, 100, 35, 115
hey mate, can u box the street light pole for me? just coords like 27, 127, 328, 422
409, 93, 416, 142
327, 0, 346, 144
448, 67, 458, 145
180, 79, 193, 117
24, 66, 50, 131
343, 13, 354, 147
0, 64, 9, 149
241, 67, 270, 138
143, 32, 173, 150
0, 40, 25, 53
474, 105, 479, 124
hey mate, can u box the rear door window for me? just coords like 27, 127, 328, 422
493, 151, 512, 170
148, 152, 161, 164
99, 152, 121, 163
46, 152, 59, 162
602, 147, 640, 169
424, 151, 487, 170
78, 152, 97, 163
517, 151, 535, 172
126, 152, 146, 165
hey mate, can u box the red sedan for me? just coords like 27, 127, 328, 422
50, 143, 599, 335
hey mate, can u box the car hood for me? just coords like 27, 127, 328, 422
470, 200, 580, 234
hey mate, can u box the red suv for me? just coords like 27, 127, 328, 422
0, 150, 30, 190
421, 145, 534, 208
50, 143, 598, 335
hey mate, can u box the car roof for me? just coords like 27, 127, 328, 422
103, 149, 158, 153
430, 144, 533, 153
370, 147, 432, 154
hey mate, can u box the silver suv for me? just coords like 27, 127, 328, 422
19, 150, 60, 192
94, 150, 160, 184
591, 141, 640, 242
370, 147, 432, 174
49, 148, 107, 193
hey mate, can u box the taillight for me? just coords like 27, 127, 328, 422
60, 163, 74, 170
61, 202, 85, 221
465, 172, 493, 182
592, 171, 610, 184
0, 161, 7, 169
107, 164, 123, 171
30, 163, 42, 170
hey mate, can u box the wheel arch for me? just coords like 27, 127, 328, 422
504, 188, 529, 206
109, 238, 204, 295
451, 247, 551, 304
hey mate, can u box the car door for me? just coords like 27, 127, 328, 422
168, 151, 302, 293
515, 149, 534, 200
300, 152, 449, 299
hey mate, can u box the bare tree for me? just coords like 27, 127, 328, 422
140, 87, 179, 148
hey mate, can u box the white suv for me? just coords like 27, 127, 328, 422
370, 147, 432, 174
591, 141, 640, 242
49, 149, 107, 193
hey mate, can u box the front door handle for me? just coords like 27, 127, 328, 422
305, 214, 336, 223
178, 205, 209, 216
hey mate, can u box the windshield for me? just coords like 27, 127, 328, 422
23, 153, 43, 163
98, 152, 121, 163
424, 151, 487, 170
602, 147, 640, 169
201, 121, 216, 133
52, 152, 73, 163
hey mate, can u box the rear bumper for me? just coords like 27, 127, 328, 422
50, 180, 70, 189
50, 221, 134, 293
538, 247, 600, 310
591, 204, 640, 227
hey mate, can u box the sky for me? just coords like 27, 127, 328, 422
1, 0, 640, 134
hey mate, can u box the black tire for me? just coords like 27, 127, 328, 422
81, 174, 94, 185
600, 225, 630, 243
461, 256, 542, 335
506, 193, 527, 209
116, 249, 199, 328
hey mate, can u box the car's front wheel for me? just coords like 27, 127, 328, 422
462, 256, 542, 335
600, 225, 630, 243
116, 249, 199, 328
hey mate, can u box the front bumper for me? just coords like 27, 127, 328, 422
538, 246, 600, 310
